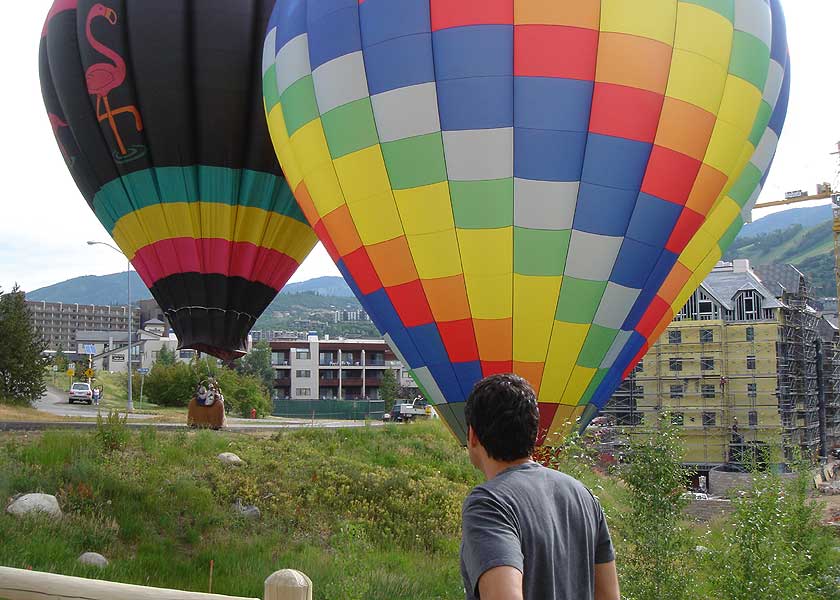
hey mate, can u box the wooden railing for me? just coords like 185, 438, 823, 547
0, 566, 312, 600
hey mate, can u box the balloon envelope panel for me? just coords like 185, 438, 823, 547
41, 0, 317, 360
263, 0, 789, 444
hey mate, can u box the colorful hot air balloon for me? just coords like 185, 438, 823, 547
262, 0, 790, 444
40, 0, 317, 360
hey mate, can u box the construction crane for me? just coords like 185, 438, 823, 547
751, 142, 840, 300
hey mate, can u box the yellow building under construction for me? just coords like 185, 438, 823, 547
603, 260, 839, 469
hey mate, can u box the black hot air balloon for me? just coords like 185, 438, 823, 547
40, 0, 317, 359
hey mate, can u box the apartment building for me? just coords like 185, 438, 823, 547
269, 334, 415, 401
27, 300, 140, 352
603, 260, 837, 469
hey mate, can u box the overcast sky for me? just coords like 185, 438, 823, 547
2, 1, 839, 293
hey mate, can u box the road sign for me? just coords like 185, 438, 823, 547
66, 369, 75, 377
84, 368, 95, 378
112, 355, 125, 362
68, 362, 76, 371
137, 367, 150, 375
83, 344, 97, 355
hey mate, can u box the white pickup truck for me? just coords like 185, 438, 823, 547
390, 398, 431, 422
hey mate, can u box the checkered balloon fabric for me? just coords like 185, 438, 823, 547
262, 0, 790, 445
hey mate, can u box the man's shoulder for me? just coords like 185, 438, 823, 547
469, 464, 597, 505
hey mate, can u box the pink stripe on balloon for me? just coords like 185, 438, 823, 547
43, 0, 78, 36
132, 238, 300, 291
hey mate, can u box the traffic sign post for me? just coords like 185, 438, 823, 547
137, 367, 150, 409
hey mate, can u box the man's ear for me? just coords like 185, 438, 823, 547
467, 425, 477, 448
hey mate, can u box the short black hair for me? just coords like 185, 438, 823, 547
464, 374, 540, 461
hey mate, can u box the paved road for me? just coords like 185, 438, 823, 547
21, 387, 382, 433
34, 387, 154, 420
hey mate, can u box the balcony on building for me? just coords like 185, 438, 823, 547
319, 370, 339, 386
365, 351, 386, 366
319, 352, 338, 366
343, 386, 363, 400
341, 352, 361, 366
274, 375, 291, 387
271, 350, 291, 367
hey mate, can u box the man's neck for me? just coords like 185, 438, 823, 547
481, 456, 533, 481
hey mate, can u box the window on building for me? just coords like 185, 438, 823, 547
747, 355, 756, 370
295, 388, 311, 397
669, 358, 682, 371
670, 385, 684, 399
702, 384, 716, 399
295, 370, 311, 378
668, 330, 682, 344
748, 383, 757, 399
700, 329, 714, 343
749, 411, 758, 427
701, 356, 715, 371
702, 411, 716, 427
698, 299, 714, 319
746, 326, 755, 342
296, 350, 311, 360
741, 291, 759, 320
671, 412, 684, 426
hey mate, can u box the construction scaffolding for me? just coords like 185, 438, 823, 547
776, 281, 821, 460
600, 261, 835, 470
820, 326, 840, 449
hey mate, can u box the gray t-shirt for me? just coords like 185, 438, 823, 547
460, 462, 615, 600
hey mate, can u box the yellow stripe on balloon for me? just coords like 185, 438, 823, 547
112, 203, 315, 263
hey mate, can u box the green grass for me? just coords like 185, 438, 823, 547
10, 420, 832, 599
0, 422, 492, 598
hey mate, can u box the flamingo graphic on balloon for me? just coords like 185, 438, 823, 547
47, 112, 74, 167
85, 3, 143, 160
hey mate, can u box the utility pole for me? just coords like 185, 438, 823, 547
87, 241, 134, 412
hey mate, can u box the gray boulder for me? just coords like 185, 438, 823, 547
218, 452, 245, 466
6, 493, 62, 519
78, 552, 109, 568
233, 499, 261, 520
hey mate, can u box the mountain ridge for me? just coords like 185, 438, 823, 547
26, 274, 352, 305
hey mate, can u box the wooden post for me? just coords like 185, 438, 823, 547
264, 570, 312, 600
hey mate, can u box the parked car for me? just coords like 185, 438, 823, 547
68, 382, 93, 405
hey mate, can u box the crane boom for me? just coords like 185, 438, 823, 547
752, 191, 834, 210
750, 187, 840, 301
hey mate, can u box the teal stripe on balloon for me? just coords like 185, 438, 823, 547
92, 166, 307, 234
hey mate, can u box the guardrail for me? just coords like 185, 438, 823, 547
0, 566, 312, 600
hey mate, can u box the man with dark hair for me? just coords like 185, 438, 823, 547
461, 374, 620, 600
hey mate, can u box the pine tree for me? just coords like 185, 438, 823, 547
380, 369, 399, 413
155, 344, 176, 367
0, 286, 48, 405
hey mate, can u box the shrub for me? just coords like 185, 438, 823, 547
95, 410, 130, 452
706, 458, 840, 600
142, 359, 270, 416
217, 369, 271, 417
619, 416, 696, 600
142, 361, 195, 407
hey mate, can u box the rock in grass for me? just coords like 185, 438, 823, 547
6, 493, 62, 519
218, 452, 245, 466
233, 498, 261, 520
78, 552, 109, 568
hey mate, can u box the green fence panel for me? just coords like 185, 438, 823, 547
273, 398, 385, 420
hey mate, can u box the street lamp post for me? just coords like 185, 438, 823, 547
87, 241, 133, 411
